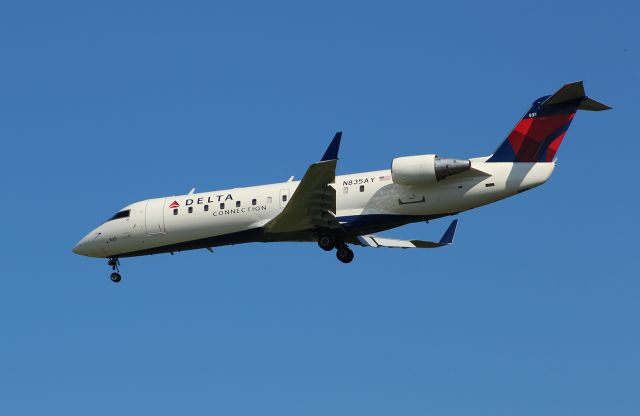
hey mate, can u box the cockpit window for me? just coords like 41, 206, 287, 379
107, 210, 130, 222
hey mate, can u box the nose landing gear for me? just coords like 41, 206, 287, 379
108, 257, 122, 283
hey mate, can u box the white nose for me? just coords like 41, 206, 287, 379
72, 231, 105, 258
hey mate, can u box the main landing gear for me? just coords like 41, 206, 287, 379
317, 235, 354, 263
108, 257, 121, 283
317, 235, 335, 251
336, 246, 354, 263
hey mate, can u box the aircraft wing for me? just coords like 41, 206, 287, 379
264, 133, 343, 234
357, 219, 458, 248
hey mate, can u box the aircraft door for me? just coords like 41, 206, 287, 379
145, 198, 167, 235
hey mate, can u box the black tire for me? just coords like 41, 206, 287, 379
336, 247, 354, 263
110, 272, 122, 283
318, 235, 335, 251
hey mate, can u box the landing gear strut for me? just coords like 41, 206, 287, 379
108, 257, 121, 283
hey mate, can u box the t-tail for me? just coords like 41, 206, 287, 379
487, 81, 610, 163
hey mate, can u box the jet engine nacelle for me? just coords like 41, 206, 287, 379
391, 154, 471, 186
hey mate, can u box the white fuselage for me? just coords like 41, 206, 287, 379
73, 158, 555, 258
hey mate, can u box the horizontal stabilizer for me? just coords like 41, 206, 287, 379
542, 81, 611, 111
357, 219, 458, 249
578, 97, 611, 111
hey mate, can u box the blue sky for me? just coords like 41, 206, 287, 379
1, 1, 638, 414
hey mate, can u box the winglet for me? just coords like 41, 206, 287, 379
438, 219, 458, 245
321, 132, 342, 161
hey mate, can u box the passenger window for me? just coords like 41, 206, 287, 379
267, 197, 272, 203
173, 209, 178, 215
252, 199, 257, 206
359, 185, 365, 192
282, 195, 287, 202
220, 203, 225, 209
204, 205, 209, 211
188, 207, 193, 213
236, 201, 241, 207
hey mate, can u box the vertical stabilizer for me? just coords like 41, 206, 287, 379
487, 81, 610, 163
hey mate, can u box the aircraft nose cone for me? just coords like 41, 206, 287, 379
72, 231, 105, 257
72, 237, 90, 256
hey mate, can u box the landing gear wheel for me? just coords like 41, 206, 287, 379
336, 247, 354, 264
318, 235, 335, 251
110, 272, 122, 283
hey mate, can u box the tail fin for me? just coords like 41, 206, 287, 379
487, 81, 610, 163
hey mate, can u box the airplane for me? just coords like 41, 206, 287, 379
73, 81, 609, 283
